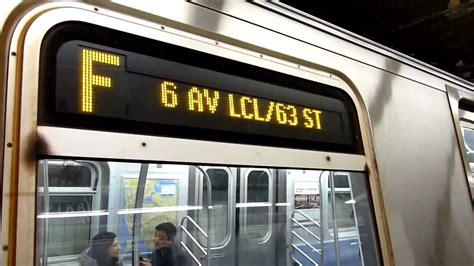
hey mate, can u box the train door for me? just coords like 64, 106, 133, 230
187, 166, 236, 265
237, 168, 278, 266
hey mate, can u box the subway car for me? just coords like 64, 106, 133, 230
0, 1, 473, 265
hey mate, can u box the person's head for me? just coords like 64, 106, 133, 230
89, 232, 121, 265
154, 222, 177, 249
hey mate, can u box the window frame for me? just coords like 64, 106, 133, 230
446, 85, 474, 201
242, 168, 273, 243
197, 166, 234, 249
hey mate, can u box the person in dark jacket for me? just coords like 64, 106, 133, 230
78, 231, 122, 266
140, 222, 189, 266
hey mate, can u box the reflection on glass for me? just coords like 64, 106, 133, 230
126, 177, 179, 249
462, 127, 474, 154
41, 196, 92, 256
47, 163, 92, 187
35, 160, 380, 266
328, 193, 356, 229
37, 160, 97, 260
245, 170, 270, 240
199, 168, 230, 246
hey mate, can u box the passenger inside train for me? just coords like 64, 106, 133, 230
35, 159, 380, 265
78, 232, 122, 266
140, 222, 189, 266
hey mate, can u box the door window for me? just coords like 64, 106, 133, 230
243, 169, 272, 241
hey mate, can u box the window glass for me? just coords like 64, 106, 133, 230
47, 163, 92, 187
199, 168, 230, 245
37, 160, 97, 263
460, 124, 474, 200
333, 174, 350, 188
328, 193, 356, 230
462, 127, 474, 162
290, 172, 380, 266
36, 160, 380, 266
245, 170, 270, 240
289, 170, 323, 266
119, 164, 188, 256
40, 196, 93, 256
247, 171, 269, 202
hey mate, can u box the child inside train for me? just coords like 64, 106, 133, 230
140, 222, 189, 266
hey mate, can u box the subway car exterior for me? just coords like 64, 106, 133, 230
0, 1, 473, 266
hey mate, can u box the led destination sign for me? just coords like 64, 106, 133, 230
80, 49, 324, 131
51, 39, 356, 148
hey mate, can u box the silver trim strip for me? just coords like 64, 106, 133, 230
37, 126, 367, 171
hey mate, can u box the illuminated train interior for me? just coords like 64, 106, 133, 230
37, 160, 379, 266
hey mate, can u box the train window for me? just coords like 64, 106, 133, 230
243, 169, 272, 241
457, 105, 474, 198
36, 160, 379, 266
247, 170, 270, 202
328, 173, 355, 229
119, 164, 190, 258
447, 87, 474, 199
37, 160, 100, 264
290, 171, 380, 266
333, 174, 350, 188
38, 195, 93, 258
461, 126, 474, 162
39, 160, 95, 188
328, 193, 356, 229
198, 168, 231, 246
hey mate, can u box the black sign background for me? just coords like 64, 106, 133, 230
39, 23, 362, 153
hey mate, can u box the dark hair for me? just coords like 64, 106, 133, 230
88, 232, 118, 266
155, 222, 177, 240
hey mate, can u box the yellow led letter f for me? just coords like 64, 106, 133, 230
81, 49, 120, 112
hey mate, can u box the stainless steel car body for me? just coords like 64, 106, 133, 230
0, 1, 472, 265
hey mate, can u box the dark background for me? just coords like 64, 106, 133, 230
282, 0, 474, 83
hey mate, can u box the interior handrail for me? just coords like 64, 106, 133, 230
182, 215, 208, 238
180, 215, 209, 266
291, 209, 323, 265
180, 241, 202, 266
181, 224, 207, 255
291, 243, 319, 266
293, 210, 321, 228
291, 218, 321, 242
292, 231, 321, 255
292, 255, 303, 266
